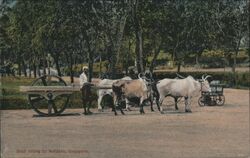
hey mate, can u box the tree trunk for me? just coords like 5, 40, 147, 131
88, 56, 93, 82
87, 42, 94, 82
33, 63, 37, 78
69, 53, 74, 83
135, 42, 141, 73
99, 52, 102, 78
43, 58, 46, 75
195, 54, 200, 65
1, 55, 4, 77
110, 47, 116, 79
171, 51, 176, 68
15, 52, 21, 76
22, 59, 27, 77
125, 39, 131, 75
133, 0, 144, 73
232, 40, 240, 73
28, 64, 31, 78
54, 58, 61, 77
232, 38, 241, 86
115, 14, 128, 64
18, 61, 21, 76
177, 61, 181, 73
150, 42, 162, 73
232, 55, 236, 73
37, 62, 41, 77
137, 30, 144, 73
64, 52, 74, 83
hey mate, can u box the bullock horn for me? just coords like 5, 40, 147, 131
176, 73, 185, 79
201, 75, 205, 80
145, 76, 151, 82
204, 75, 212, 80
138, 73, 143, 79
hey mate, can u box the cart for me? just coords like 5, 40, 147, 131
198, 80, 225, 106
20, 75, 111, 116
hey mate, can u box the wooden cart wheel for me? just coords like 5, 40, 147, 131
198, 96, 205, 107
216, 95, 225, 106
28, 75, 70, 116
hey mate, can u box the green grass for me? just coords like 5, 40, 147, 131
0, 76, 30, 109
0, 76, 34, 109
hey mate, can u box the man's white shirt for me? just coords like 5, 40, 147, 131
79, 72, 88, 87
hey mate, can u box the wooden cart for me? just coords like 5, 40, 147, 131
20, 75, 111, 116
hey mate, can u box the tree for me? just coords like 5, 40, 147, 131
214, 0, 249, 85
92, 0, 131, 78
6, 0, 33, 77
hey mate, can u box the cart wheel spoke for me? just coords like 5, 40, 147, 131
41, 76, 48, 86
198, 96, 205, 107
48, 102, 52, 115
216, 95, 225, 106
51, 100, 58, 113
30, 96, 45, 103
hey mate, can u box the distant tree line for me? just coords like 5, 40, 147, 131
0, 0, 249, 82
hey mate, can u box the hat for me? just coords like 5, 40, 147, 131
82, 66, 88, 70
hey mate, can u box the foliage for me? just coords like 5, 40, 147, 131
202, 50, 225, 58
0, 0, 248, 81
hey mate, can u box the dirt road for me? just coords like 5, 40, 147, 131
1, 89, 249, 158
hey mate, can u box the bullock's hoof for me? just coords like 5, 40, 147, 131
185, 109, 192, 113
83, 111, 93, 115
126, 107, 132, 111
120, 109, 125, 115
88, 111, 93, 115
83, 112, 88, 115
151, 108, 155, 112
98, 109, 103, 112
140, 110, 145, 114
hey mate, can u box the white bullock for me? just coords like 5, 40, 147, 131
156, 75, 211, 113
97, 76, 132, 111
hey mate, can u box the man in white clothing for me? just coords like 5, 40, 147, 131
79, 66, 95, 115
79, 66, 88, 88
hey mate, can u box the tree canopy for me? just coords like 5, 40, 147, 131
0, 0, 249, 81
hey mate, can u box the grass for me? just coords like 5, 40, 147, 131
0, 76, 34, 109
1, 76, 34, 94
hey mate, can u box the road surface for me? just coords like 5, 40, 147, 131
1, 88, 249, 158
